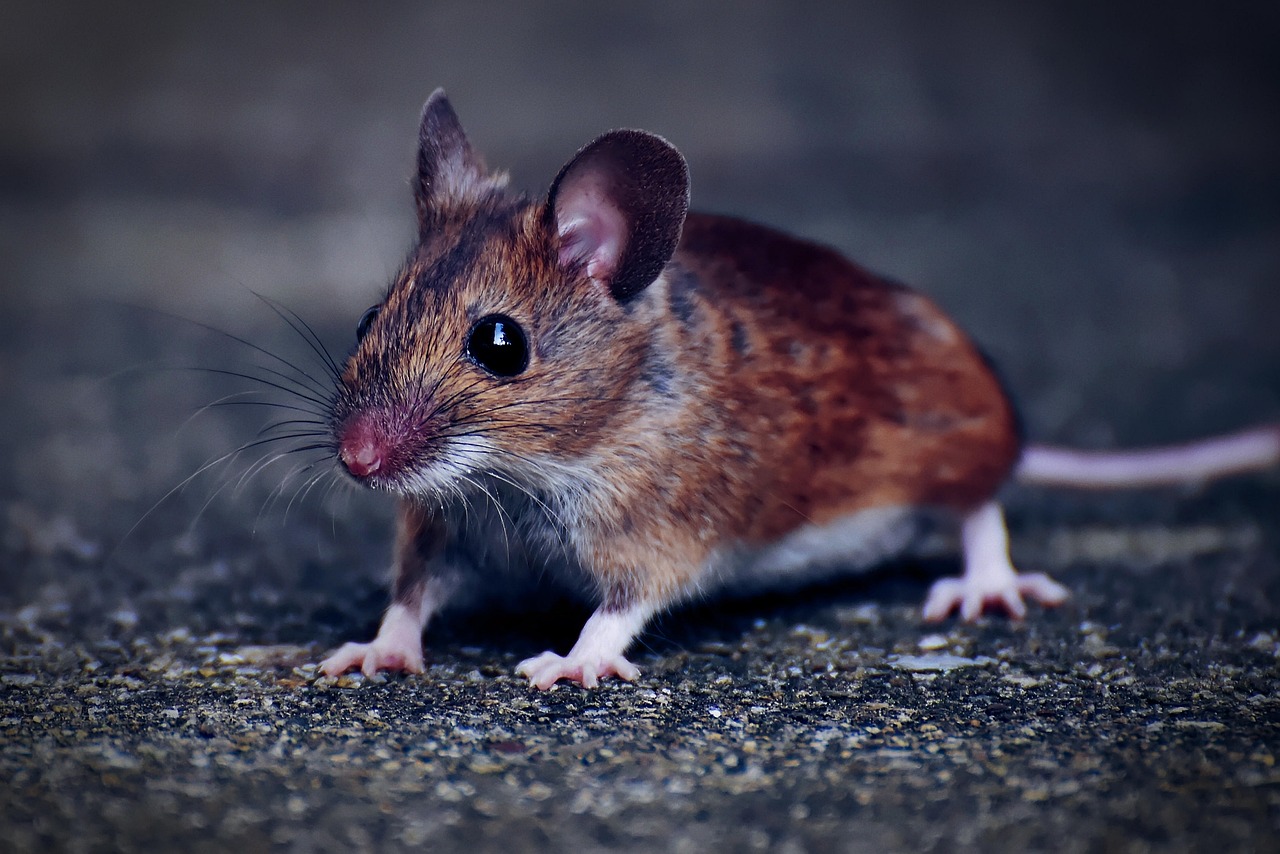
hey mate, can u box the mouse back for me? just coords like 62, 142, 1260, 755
636, 212, 1024, 541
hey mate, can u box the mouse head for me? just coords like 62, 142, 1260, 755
330, 90, 689, 495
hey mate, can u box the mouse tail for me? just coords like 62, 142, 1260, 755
1015, 424, 1280, 489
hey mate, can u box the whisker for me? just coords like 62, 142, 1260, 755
191, 437, 320, 537
188, 461, 250, 532
191, 366, 332, 410
241, 440, 333, 529
323, 475, 346, 540
210, 398, 327, 417
250, 290, 344, 381
424, 372, 493, 417
235, 444, 317, 497
436, 423, 562, 442
253, 457, 311, 531
114, 298, 349, 563
126, 301, 336, 399
245, 430, 334, 445
117, 432, 315, 549
457, 473, 514, 562
268, 454, 332, 527
444, 438, 561, 481
486, 470, 570, 557
448, 478, 474, 539
255, 419, 329, 438
140, 362, 330, 412
452, 393, 647, 418
178, 389, 268, 435
243, 362, 333, 406
254, 426, 331, 442
289, 462, 339, 520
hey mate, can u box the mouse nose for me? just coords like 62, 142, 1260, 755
339, 415, 388, 479
340, 437, 382, 478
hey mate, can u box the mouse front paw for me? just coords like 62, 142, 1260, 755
318, 638, 424, 678
515, 650, 640, 690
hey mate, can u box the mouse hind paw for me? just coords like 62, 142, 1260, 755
922, 570, 1069, 622
922, 500, 1070, 622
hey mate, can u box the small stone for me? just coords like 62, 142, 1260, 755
917, 633, 949, 651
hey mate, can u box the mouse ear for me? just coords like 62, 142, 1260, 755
547, 130, 689, 302
415, 89, 502, 228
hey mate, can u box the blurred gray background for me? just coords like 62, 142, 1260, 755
4, 1, 1278, 443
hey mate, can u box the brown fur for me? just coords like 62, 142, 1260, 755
389, 500, 445, 607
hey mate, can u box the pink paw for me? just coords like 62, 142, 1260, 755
922, 571, 1069, 622
515, 650, 640, 690
318, 638, 424, 678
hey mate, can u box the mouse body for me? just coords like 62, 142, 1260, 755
318, 90, 1279, 688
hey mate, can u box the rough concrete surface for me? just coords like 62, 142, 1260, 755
2, 3, 1279, 852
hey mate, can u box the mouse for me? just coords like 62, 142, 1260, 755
317, 89, 1280, 689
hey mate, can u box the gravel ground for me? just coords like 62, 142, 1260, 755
2, 3, 1279, 852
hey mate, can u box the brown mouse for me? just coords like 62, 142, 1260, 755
317, 89, 1279, 689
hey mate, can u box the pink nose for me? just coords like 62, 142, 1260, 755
339, 417, 387, 479
340, 438, 382, 478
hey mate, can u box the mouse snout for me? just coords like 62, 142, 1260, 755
338, 414, 391, 480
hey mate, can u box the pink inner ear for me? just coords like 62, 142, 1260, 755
556, 181, 627, 283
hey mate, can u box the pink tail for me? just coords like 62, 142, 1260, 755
1016, 424, 1280, 489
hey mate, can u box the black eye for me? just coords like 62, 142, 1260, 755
466, 314, 528, 377
356, 305, 381, 342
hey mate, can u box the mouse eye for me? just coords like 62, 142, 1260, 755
356, 305, 381, 342
466, 314, 528, 377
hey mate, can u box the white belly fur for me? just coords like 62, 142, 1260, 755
701, 505, 945, 596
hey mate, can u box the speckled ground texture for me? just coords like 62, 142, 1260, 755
3, 3, 1279, 853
